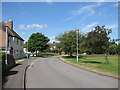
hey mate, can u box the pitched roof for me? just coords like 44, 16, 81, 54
10, 29, 24, 41
0, 21, 24, 41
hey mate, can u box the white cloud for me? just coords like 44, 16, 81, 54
97, 0, 105, 2
114, 3, 118, 7
19, 24, 48, 30
83, 22, 98, 31
26, 25, 31, 29
46, 0, 53, 4
65, 3, 102, 21
31, 24, 43, 30
49, 36, 56, 43
21, 32, 26, 36
19, 24, 26, 30
73, 5, 95, 16
48, 36, 60, 43
72, 3, 101, 17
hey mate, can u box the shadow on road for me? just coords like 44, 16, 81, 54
2, 63, 22, 87
82, 61, 102, 64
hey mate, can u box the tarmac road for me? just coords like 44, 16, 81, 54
26, 56, 118, 88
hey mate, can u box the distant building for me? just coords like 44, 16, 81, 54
24, 43, 32, 54
24, 44, 27, 53
0, 20, 24, 59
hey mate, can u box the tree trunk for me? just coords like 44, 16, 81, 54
105, 54, 109, 64
70, 52, 72, 57
36, 51, 37, 57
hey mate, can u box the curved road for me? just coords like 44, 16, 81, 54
26, 56, 118, 88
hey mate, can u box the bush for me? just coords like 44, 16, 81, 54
0, 51, 6, 69
2, 52, 6, 69
118, 45, 120, 55
37, 53, 57, 57
0, 51, 2, 68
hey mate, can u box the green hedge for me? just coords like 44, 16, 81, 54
0, 51, 2, 68
37, 53, 57, 57
0, 51, 6, 69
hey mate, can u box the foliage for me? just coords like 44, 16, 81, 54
56, 30, 85, 57
37, 53, 57, 57
43, 46, 51, 53
108, 41, 118, 55
28, 33, 50, 56
85, 25, 112, 54
55, 43, 62, 54
0, 51, 2, 68
0, 51, 6, 69
118, 43, 120, 55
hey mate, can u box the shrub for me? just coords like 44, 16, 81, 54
0, 51, 2, 68
1, 52, 6, 69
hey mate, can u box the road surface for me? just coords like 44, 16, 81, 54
26, 56, 118, 88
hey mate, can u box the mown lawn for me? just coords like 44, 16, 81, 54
62, 56, 118, 76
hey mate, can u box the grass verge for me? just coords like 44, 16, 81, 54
16, 58, 30, 61
61, 55, 118, 77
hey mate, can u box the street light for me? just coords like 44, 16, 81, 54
5, 21, 10, 67
76, 29, 79, 62
25, 40, 29, 58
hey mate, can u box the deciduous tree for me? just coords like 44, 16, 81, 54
85, 25, 112, 54
28, 33, 50, 56
56, 30, 84, 57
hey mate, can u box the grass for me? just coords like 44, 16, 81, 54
62, 55, 118, 76
16, 58, 30, 61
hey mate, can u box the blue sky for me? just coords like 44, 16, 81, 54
2, 2, 118, 43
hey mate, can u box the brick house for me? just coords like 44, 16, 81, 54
0, 20, 24, 59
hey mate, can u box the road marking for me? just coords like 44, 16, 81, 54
30, 58, 39, 67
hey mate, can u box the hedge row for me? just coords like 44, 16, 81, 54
0, 51, 6, 69
0, 51, 16, 70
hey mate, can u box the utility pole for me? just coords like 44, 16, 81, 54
5, 21, 10, 68
5, 26, 8, 66
27, 41, 28, 58
76, 29, 79, 62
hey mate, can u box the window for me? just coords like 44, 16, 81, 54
14, 37, 16, 44
17, 50, 18, 56
17, 39, 19, 45
20, 40, 22, 46
20, 50, 22, 56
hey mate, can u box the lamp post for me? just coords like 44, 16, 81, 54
27, 41, 28, 58
76, 29, 79, 62
5, 21, 10, 67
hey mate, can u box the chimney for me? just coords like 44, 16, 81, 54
9, 19, 13, 30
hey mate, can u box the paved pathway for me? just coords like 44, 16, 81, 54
2, 57, 38, 89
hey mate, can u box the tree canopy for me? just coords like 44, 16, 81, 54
56, 30, 85, 56
28, 33, 50, 56
85, 25, 112, 54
